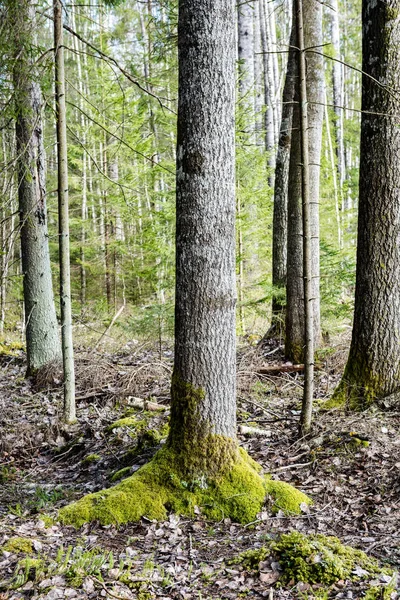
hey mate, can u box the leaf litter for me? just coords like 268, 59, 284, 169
0, 337, 399, 599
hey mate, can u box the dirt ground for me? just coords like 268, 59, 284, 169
0, 336, 399, 599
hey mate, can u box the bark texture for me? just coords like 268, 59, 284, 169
270, 18, 296, 325
54, 0, 75, 422
238, 0, 256, 137
285, 0, 323, 362
169, 0, 237, 465
13, 0, 61, 373
331, 0, 400, 409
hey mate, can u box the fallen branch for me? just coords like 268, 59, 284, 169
128, 397, 167, 411
238, 425, 272, 437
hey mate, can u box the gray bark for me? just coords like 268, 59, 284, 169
12, 0, 61, 373
270, 18, 296, 325
259, 0, 275, 161
54, 0, 75, 423
329, 0, 345, 192
285, 0, 323, 362
169, 0, 237, 452
238, 0, 256, 138
335, 0, 400, 407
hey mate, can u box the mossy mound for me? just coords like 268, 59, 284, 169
266, 480, 311, 515
3, 537, 33, 554
59, 446, 311, 527
271, 532, 392, 586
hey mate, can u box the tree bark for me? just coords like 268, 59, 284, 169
329, 0, 345, 195
169, 0, 237, 468
12, 0, 61, 374
270, 17, 296, 331
331, 0, 400, 409
54, 0, 76, 423
238, 0, 256, 140
285, 0, 323, 362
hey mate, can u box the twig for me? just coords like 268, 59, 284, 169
94, 305, 125, 350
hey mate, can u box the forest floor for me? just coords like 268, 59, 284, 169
0, 333, 399, 600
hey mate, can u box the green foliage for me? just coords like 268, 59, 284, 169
3, 537, 33, 554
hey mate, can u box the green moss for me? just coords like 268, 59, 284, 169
232, 547, 270, 570
270, 532, 392, 586
0, 340, 25, 357
107, 417, 142, 432
82, 453, 101, 464
325, 355, 387, 411
59, 444, 311, 527
111, 466, 133, 482
265, 480, 312, 515
38, 514, 55, 527
59, 444, 266, 526
365, 582, 397, 600
3, 537, 33, 554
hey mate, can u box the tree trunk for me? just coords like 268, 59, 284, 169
12, 0, 61, 374
58, 0, 310, 528
330, 0, 400, 410
238, 0, 256, 140
296, 0, 314, 435
329, 0, 345, 194
169, 0, 237, 462
285, 0, 323, 362
54, 0, 76, 423
270, 17, 296, 332
259, 0, 275, 164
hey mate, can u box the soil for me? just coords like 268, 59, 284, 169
0, 337, 399, 599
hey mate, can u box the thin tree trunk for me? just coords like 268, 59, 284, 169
12, 0, 61, 374
259, 0, 275, 165
324, 88, 342, 250
329, 0, 345, 195
238, 0, 256, 140
269, 18, 296, 334
54, 0, 76, 423
296, 0, 314, 435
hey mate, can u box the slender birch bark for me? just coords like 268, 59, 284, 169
54, 0, 76, 423
11, 0, 61, 374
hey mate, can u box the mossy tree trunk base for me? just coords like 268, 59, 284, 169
58, 444, 311, 528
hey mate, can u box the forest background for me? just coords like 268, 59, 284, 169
0, 0, 360, 345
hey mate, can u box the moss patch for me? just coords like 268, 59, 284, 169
110, 466, 133, 482
3, 537, 33, 554
232, 532, 395, 592
106, 416, 143, 433
82, 453, 101, 465
271, 532, 392, 585
59, 445, 311, 527
265, 480, 311, 515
